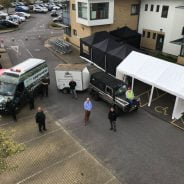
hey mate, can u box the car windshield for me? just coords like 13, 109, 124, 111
0, 82, 16, 96
115, 85, 127, 97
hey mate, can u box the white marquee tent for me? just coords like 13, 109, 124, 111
116, 51, 184, 119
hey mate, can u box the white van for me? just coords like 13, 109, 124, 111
0, 58, 49, 113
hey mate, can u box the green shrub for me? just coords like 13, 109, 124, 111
0, 129, 25, 173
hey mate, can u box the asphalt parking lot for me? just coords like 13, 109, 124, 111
1, 11, 184, 184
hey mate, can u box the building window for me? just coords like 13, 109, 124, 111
156, 5, 160, 12
90, 3, 109, 20
78, 2, 87, 19
152, 33, 156, 39
147, 32, 150, 38
182, 26, 184, 35
72, 4, 76, 11
142, 30, 145, 37
161, 6, 169, 18
150, 4, 154, 11
131, 4, 139, 15
145, 4, 148, 11
181, 46, 184, 56
73, 29, 77, 36
64, 27, 71, 37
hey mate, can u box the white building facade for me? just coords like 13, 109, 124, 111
138, 0, 184, 56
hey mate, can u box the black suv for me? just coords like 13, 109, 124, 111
89, 72, 139, 113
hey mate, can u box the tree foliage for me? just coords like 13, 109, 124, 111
0, 128, 25, 173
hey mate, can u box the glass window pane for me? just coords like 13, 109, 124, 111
90, 3, 109, 20
161, 6, 169, 18
78, 2, 87, 19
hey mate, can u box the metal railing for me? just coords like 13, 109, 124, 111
50, 39, 72, 54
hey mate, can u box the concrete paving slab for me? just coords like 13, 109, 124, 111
22, 150, 121, 184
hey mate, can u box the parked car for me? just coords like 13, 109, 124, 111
15, 6, 29, 12
15, 12, 30, 19
51, 10, 58, 17
16, 2, 25, 6
0, 19, 18, 28
33, 6, 48, 13
53, 15, 63, 23
10, 2, 16, 7
0, 5, 4, 10
9, 15, 25, 24
52, 6, 60, 10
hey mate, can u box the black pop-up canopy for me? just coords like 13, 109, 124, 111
92, 38, 121, 69
80, 31, 110, 59
110, 26, 141, 48
106, 44, 140, 76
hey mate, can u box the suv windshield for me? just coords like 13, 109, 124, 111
115, 85, 127, 97
0, 82, 16, 96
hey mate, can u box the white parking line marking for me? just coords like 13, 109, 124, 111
16, 149, 85, 184
140, 92, 167, 107
26, 48, 33, 57
21, 128, 62, 144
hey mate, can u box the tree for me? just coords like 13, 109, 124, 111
0, 0, 11, 13
0, 129, 25, 173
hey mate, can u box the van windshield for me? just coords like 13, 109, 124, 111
0, 82, 16, 96
115, 85, 127, 97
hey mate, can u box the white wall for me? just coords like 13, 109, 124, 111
138, 0, 184, 56
76, 0, 114, 26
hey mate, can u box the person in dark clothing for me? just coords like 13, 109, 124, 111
69, 79, 77, 99
27, 91, 34, 110
41, 77, 50, 97
6, 98, 17, 122
108, 107, 117, 132
35, 107, 47, 133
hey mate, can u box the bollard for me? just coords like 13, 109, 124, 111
38, 35, 41, 39
25, 36, 28, 41
12, 37, 15, 42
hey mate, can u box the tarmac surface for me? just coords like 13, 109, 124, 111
0, 12, 184, 184
0, 101, 121, 184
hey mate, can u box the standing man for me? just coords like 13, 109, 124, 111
35, 107, 47, 133
69, 79, 77, 99
27, 91, 34, 110
6, 98, 17, 122
83, 98, 92, 126
125, 86, 135, 105
41, 77, 50, 97
108, 107, 117, 132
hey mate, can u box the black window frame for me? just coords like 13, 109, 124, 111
145, 4, 148, 11
147, 32, 150, 38
142, 30, 145, 37
72, 4, 76, 11
131, 4, 140, 15
73, 29, 77, 36
156, 5, 160, 12
161, 5, 169, 18
90, 2, 109, 20
150, 4, 154, 11
152, 33, 156, 39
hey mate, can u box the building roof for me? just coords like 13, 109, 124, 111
55, 64, 86, 71
170, 37, 184, 46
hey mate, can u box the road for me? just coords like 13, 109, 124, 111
1, 13, 184, 184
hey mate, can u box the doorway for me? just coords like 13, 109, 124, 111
156, 34, 165, 51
